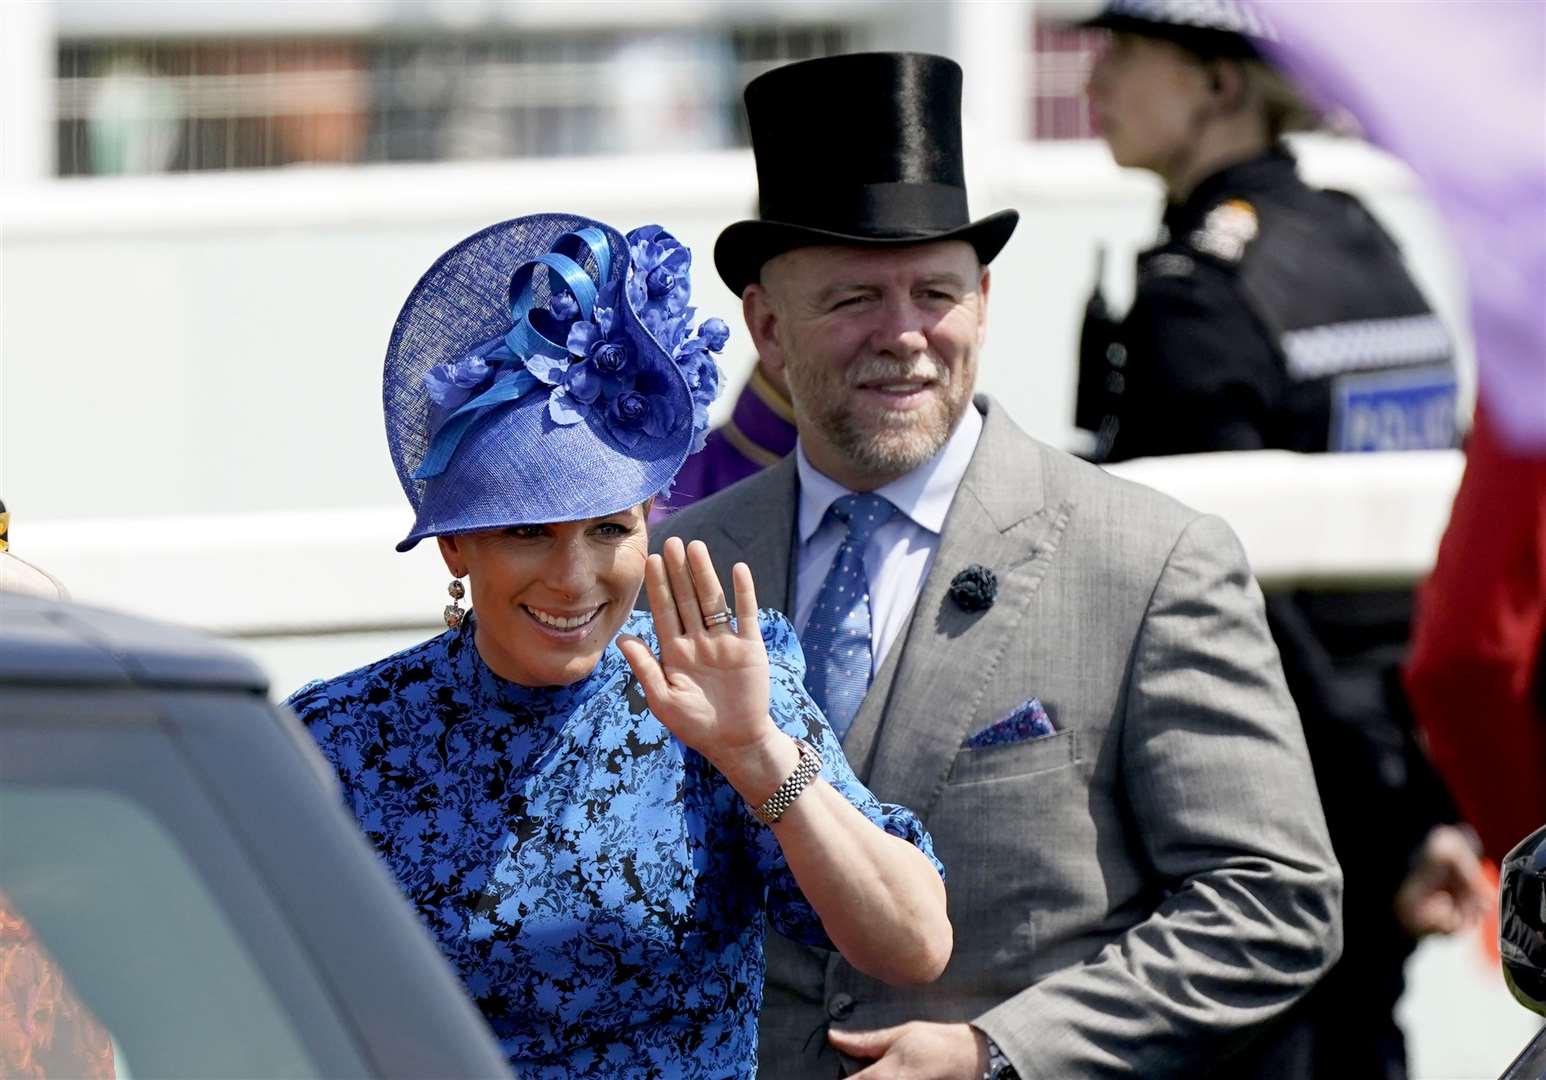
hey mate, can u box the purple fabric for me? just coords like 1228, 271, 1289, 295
727, 375, 799, 459
1251, 0, 1546, 450
654, 427, 768, 518
652, 369, 798, 520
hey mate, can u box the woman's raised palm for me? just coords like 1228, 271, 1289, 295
618, 537, 773, 762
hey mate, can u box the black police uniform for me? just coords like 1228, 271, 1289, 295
1078, 147, 1465, 1080
1079, 147, 1458, 460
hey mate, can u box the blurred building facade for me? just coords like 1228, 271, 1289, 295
0, 0, 1473, 534
30, 0, 1101, 179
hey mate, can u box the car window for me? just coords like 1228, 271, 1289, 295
2, 785, 321, 1079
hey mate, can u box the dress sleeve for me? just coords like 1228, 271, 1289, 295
745, 610, 944, 947
282, 679, 362, 810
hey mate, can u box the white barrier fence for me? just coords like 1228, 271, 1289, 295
0, 136, 1473, 529
10, 448, 1465, 642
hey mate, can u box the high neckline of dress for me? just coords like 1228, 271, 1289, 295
451, 612, 622, 712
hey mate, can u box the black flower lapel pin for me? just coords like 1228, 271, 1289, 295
948, 564, 998, 612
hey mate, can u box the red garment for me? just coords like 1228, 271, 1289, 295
0, 892, 115, 1079
1404, 405, 1546, 863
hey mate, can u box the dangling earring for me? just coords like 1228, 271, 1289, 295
444, 578, 467, 629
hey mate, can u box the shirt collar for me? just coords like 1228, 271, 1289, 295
1162, 145, 1296, 235
796, 401, 983, 543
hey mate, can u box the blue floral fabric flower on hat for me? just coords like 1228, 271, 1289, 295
424, 353, 491, 409
415, 223, 727, 472
547, 289, 580, 321
627, 227, 694, 337
388, 214, 730, 548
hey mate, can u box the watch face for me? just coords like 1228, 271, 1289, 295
986, 1048, 1017, 1080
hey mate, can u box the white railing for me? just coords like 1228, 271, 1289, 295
1, 132, 1475, 695
9, 448, 1464, 642
0, 135, 1472, 529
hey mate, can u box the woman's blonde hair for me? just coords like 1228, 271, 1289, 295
1240, 58, 1321, 139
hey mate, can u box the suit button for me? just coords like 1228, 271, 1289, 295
827, 993, 855, 1020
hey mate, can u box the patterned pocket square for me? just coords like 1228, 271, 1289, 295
963, 698, 1055, 748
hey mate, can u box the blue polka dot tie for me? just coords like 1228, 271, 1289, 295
801, 492, 896, 742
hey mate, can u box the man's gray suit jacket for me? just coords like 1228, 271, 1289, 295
651, 396, 1342, 1079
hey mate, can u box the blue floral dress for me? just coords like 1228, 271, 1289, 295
286, 609, 941, 1079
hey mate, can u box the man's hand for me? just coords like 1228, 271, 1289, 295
1394, 823, 1493, 938
828, 1021, 987, 1079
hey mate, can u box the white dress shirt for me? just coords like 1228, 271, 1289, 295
794, 404, 983, 676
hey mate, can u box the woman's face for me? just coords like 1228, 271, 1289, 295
438, 503, 650, 687
1087, 32, 1213, 175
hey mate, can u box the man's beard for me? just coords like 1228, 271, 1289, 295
790, 355, 970, 482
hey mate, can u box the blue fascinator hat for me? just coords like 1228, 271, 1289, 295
384, 213, 727, 551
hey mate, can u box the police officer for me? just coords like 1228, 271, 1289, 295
1078, 2, 1458, 461
1075, 3, 1489, 1078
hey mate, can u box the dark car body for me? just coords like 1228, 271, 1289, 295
0, 594, 514, 1079
1500, 823, 1546, 1080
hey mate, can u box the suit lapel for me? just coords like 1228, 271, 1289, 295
707, 454, 799, 614
848, 401, 1072, 810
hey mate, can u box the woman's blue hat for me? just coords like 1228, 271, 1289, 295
384, 213, 726, 551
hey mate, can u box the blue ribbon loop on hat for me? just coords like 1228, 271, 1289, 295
414, 367, 541, 480
555, 227, 613, 290
507, 253, 594, 359
414, 228, 617, 482
502, 229, 615, 359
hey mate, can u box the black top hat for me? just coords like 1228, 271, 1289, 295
713, 52, 1019, 297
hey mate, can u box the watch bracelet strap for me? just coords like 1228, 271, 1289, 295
752, 738, 821, 825
982, 1032, 1018, 1080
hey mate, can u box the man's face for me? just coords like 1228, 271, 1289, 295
745, 240, 989, 491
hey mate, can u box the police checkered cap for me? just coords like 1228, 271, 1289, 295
1095, 0, 1277, 44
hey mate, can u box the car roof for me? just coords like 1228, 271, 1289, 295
0, 593, 268, 692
